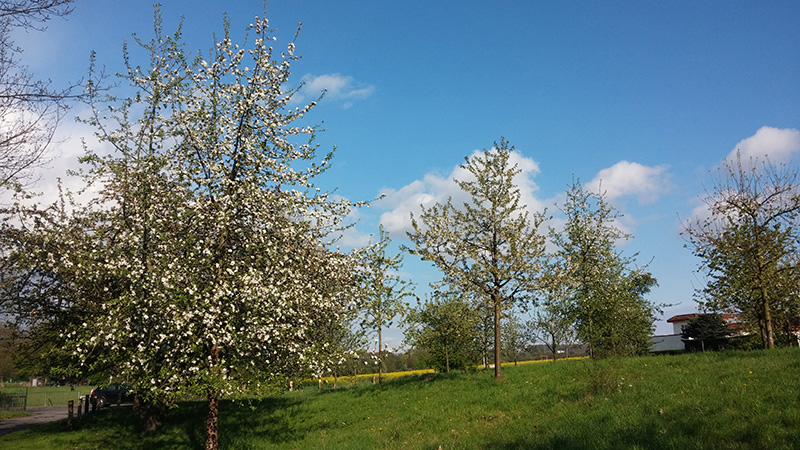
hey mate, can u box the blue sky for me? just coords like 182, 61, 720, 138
21, 1, 800, 346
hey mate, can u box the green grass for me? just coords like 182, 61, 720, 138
0, 410, 30, 419
1, 348, 799, 449
0, 386, 93, 407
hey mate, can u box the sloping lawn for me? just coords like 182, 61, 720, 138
2, 348, 798, 449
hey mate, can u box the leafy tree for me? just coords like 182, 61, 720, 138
360, 225, 413, 383
0, 0, 78, 190
681, 313, 732, 352
550, 179, 659, 358
0, 323, 22, 381
0, 198, 109, 382
1, 9, 362, 449
684, 153, 800, 349
406, 291, 482, 373
406, 138, 546, 380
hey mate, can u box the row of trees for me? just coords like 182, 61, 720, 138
403, 142, 661, 378
406, 148, 800, 376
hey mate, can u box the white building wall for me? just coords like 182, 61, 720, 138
672, 321, 688, 335
650, 334, 684, 352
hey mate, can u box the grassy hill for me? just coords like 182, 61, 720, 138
2, 348, 799, 449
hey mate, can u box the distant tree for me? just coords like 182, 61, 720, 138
406, 291, 482, 373
550, 179, 659, 358
312, 300, 365, 388
396, 348, 426, 371
0, 0, 77, 190
684, 153, 800, 349
406, 138, 546, 380
360, 225, 413, 383
526, 298, 574, 361
501, 313, 527, 365
681, 314, 733, 351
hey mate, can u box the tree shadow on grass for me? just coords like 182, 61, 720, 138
217, 396, 309, 448
478, 417, 703, 450
55, 397, 302, 449
478, 400, 799, 450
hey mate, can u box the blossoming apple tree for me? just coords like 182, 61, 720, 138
2, 9, 363, 449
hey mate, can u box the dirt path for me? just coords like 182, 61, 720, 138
0, 406, 70, 436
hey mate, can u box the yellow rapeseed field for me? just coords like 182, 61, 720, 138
317, 357, 587, 386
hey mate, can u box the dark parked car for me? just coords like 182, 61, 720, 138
89, 384, 135, 408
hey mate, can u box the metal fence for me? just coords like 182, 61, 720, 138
0, 392, 27, 411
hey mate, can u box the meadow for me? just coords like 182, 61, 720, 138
1, 348, 798, 449
0, 385, 94, 408
0, 385, 94, 419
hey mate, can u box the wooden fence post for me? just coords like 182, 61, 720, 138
77, 397, 82, 419
84, 395, 90, 415
67, 400, 74, 430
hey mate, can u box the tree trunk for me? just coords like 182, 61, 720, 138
206, 344, 220, 450
205, 389, 219, 450
493, 295, 502, 381
483, 338, 489, 369
133, 394, 166, 435
483, 315, 490, 369
761, 285, 776, 349
445, 345, 450, 373
378, 325, 383, 383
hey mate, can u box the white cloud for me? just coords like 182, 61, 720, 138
12, 109, 111, 207
726, 126, 800, 164
683, 127, 800, 230
588, 161, 672, 205
333, 225, 373, 249
297, 73, 375, 108
378, 148, 546, 236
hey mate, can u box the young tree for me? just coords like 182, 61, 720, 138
406, 138, 546, 380
360, 225, 413, 383
0, 0, 77, 190
551, 179, 659, 358
406, 291, 482, 373
2, 9, 362, 449
500, 312, 527, 366
526, 298, 574, 361
684, 154, 800, 349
